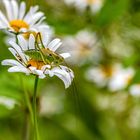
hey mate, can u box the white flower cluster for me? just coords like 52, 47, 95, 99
62, 30, 101, 66
1, 0, 74, 88
86, 63, 135, 92
86, 63, 140, 95
64, 0, 104, 14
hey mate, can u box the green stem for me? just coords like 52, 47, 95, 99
23, 81, 34, 124
33, 75, 40, 140
15, 34, 18, 44
23, 113, 30, 140
20, 76, 33, 140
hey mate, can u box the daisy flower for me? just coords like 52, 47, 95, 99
64, 0, 104, 13
85, 65, 113, 87
5, 23, 53, 46
129, 84, 140, 96
0, 0, 46, 34
62, 30, 101, 65
86, 64, 135, 91
22, 24, 53, 45
2, 34, 74, 88
108, 64, 135, 92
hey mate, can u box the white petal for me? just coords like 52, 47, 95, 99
28, 12, 44, 25
11, 0, 18, 19
23, 6, 39, 22
48, 39, 62, 51
8, 47, 22, 60
41, 65, 51, 71
8, 48, 29, 64
3, 0, 13, 21
18, 2, 26, 19
19, 28, 28, 33
37, 24, 50, 30
17, 35, 28, 50
9, 40, 22, 51
2, 59, 23, 67
60, 53, 71, 59
54, 71, 71, 88
29, 34, 35, 50
0, 21, 7, 28
9, 42, 27, 63
34, 70, 46, 79
23, 10, 31, 22
59, 65, 74, 80
8, 47, 17, 57
33, 17, 46, 26
31, 24, 51, 45
0, 11, 9, 27
8, 66, 30, 74
44, 66, 74, 88
29, 67, 45, 78
30, 6, 39, 13
29, 66, 36, 71
45, 70, 54, 77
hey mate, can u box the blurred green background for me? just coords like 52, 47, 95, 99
0, 0, 140, 140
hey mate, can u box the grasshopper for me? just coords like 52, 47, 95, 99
25, 48, 64, 66
24, 33, 64, 67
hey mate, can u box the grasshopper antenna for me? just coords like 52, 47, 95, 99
35, 33, 49, 64
64, 61, 84, 124
36, 32, 45, 48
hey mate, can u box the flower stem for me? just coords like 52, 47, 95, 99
23, 113, 30, 140
20, 76, 33, 140
33, 75, 40, 140
25, 91, 34, 124
15, 34, 18, 44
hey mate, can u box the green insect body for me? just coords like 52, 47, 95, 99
24, 49, 43, 61
41, 48, 64, 65
24, 48, 64, 66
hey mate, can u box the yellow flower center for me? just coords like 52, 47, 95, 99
23, 31, 42, 43
27, 59, 45, 70
9, 20, 29, 32
79, 43, 91, 56
23, 31, 37, 40
102, 66, 113, 77
87, 0, 95, 4
125, 76, 133, 85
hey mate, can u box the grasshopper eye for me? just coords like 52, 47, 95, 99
49, 54, 52, 56
55, 60, 58, 64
